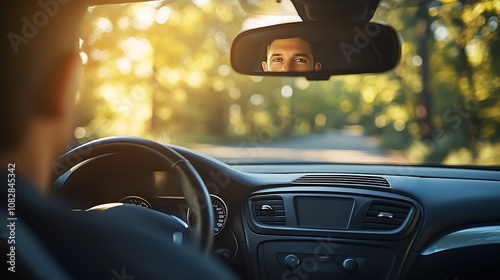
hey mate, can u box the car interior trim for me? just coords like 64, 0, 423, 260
421, 225, 500, 256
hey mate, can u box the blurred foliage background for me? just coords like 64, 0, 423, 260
75, 0, 500, 165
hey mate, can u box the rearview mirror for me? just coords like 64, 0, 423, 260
231, 21, 401, 80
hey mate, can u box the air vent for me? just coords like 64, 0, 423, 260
252, 196, 286, 226
292, 174, 390, 188
363, 201, 412, 230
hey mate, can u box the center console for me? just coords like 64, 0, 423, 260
243, 186, 422, 280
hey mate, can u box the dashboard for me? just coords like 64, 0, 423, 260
52, 145, 500, 280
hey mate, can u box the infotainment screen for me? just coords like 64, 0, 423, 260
295, 197, 354, 229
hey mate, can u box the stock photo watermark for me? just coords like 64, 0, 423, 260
7, 0, 72, 54
340, 24, 381, 64
282, 237, 342, 280
409, 97, 479, 163
52, 144, 94, 178
6, 163, 17, 273
111, 267, 135, 280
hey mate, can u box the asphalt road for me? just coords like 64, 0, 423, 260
193, 129, 408, 164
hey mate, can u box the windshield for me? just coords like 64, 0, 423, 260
76, 0, 499, 166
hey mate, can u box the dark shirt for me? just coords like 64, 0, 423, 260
1, 171, 238, 279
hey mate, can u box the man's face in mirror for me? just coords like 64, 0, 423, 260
262, 37, 322, 72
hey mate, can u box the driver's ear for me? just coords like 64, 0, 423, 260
261, 61, 268, 72
314, 62, 322, 72
37, 52, 81, 118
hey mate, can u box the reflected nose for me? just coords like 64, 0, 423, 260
281, 60, 292, 72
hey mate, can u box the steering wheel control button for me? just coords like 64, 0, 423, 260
284, 254, 300, 269
343, 258, 358, 273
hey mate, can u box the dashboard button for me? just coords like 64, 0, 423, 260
284, 254, 300, 269
343, 258, 358, 273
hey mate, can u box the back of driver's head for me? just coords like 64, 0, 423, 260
1, 0, 87, 153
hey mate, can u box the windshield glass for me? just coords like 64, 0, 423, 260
76, 0, 499, 166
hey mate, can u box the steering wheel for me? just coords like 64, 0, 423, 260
52, 136, 214, 254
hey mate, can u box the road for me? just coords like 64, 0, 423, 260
192, 128, 408, 164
